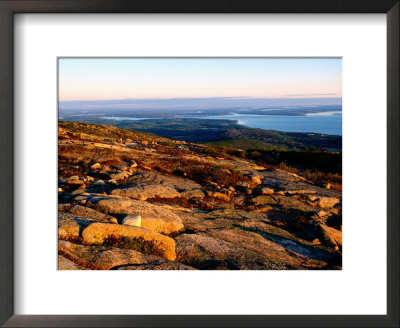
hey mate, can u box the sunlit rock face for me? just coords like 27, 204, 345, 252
58, 121, 342, 270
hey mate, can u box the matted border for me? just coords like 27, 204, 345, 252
0, 1, 398, 327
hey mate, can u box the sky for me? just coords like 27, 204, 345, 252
58, 58, 342, 102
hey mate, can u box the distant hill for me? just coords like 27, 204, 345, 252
59, 120, 172, 145
59, 118, 342, 152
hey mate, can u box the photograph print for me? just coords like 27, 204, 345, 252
58, 58, 342, 270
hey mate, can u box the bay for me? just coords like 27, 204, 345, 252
178, 113, 342, 135
102, 112, 342, 136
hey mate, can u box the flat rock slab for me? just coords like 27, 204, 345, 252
128, 172, 202, 192
175, 232, 321, 270
180, 189, 205, 199
207, 229, 328, 270
175, 233, 254, 270
58, 255, 88, 270
69, 205, 118, 223
58, 240, 171, 270
112, 185, 181, 200
178, 208, 271, 233
113, 262, 195, 270
286, 190, 317, 195
261, 169, 341, 198
251, 195, 279, 206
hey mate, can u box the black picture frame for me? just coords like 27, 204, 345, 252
0, 1, 398, 327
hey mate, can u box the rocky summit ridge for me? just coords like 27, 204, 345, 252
58, 121, 342, 270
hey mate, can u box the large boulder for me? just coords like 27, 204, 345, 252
90, 196, 136, 213
69, 205, 118, 223
112, 185, 181, 200
141, 215, 183, 236
81, 222, 176, 260
91, 196, 184, 235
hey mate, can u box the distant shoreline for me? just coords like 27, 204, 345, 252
93, 113, 343, 136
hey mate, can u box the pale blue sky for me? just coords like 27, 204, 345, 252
59, 58, 342, 101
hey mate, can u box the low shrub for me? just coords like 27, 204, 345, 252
102, 234, 164, 257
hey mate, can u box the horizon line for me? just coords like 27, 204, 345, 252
59, 95, 342, 102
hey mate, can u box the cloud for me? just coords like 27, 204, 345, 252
285, 93, 339, 97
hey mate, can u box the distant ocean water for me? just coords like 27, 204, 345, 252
103, 116, 151, 121
102, 112, 342, 136
178, 112, 342, 135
